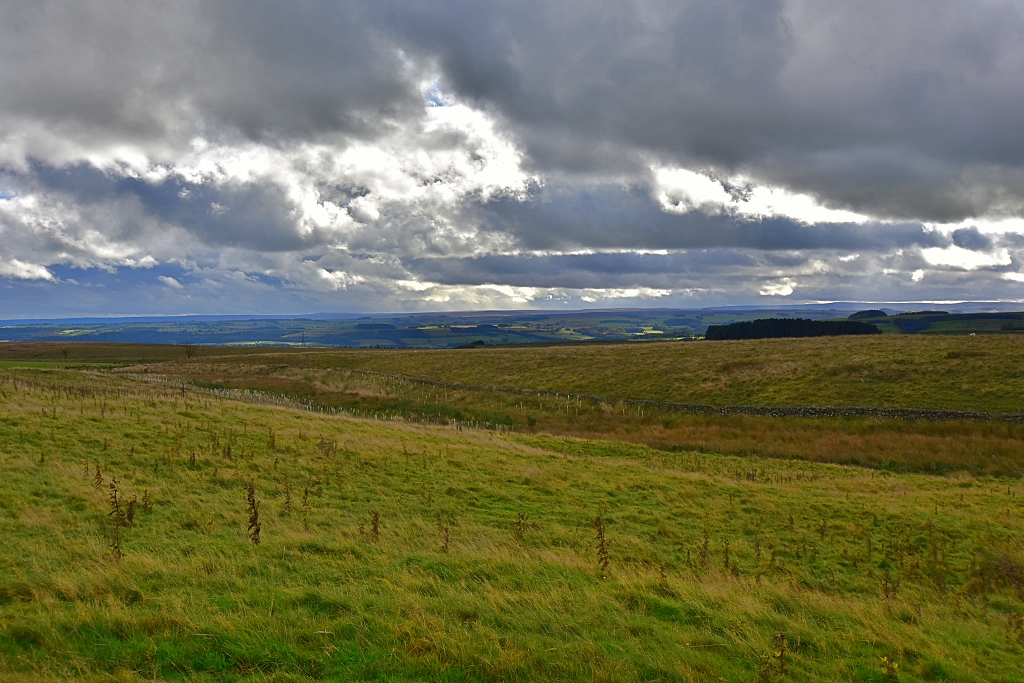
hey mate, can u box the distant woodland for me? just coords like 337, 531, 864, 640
704, 318, 881, 340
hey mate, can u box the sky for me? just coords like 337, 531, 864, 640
2, 0, 1024, 317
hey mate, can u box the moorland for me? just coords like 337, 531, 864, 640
6, 307, 1024, 348
1, 336, 1023, 682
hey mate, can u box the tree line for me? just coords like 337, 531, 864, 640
705, 318, 881, 340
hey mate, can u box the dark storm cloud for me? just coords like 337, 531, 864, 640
3, 0, 1024, 315
4, 0, 1024, 222
472, 184, 948, 252
22, 162, 307, 252
404, 251, 759, 289
391, 0, 1024, 221
951, 227, 993, 251
0, 1, 421, 148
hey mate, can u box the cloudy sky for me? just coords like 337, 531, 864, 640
2, 0, 1024, 316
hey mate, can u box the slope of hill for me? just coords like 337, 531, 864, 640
1, 367, 1022, 681
148, 334, 1024, 414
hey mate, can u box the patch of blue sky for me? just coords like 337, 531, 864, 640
43, 262, 188, 287
424, 81, 454, 107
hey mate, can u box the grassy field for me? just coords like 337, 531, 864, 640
143, 334, 1024, 414
90, 334, 1024, 477
122, 362, 1024, 477
1, 366, 1024, 682
8, 335, 1024, 414
0, 361, 116, 370
0, 342, 295, 365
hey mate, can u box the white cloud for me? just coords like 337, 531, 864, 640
0, 91, 538, 289
581, 287, 671, 300
318, 269, 363, 291
759, 279, 795, 296
479, 284, 538, 302
653, 166, 871, 225
654, 168, 732, 214
920, 246, 1011, 270
395, 279, 436, 292
0, 259, 54, 280
158, 275, 183, 289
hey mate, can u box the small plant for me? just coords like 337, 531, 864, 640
268, 428, 276, 451
283, 482, 293, 515
302, 487, 310, 532
247, 483, 261, 544
513, 512, 530, 542
370, 511, 380, 541
594, 516, 610, 577
108, 477, 127, 560
880, 655, 899, 680
880, 569, 900, 601
437, 516, 450, 552
141, 489, 152, 512
189, 450, 196, 467
317, 437, 336, 459
773, 632, 787, 675
93, 463, 103, 488
699, 527, 710, 569
125, 495, 137, 528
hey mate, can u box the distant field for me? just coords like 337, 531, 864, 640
0, 308, 857, 347
9, 336, 1024, 476
0, 341, 295, 364
1, 368, 1022, 682
154, 334, 1024, 414
0, 360, 115, 370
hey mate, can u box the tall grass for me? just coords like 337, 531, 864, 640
0, 366, 1022, 681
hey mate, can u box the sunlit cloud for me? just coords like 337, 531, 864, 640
3, 0, 1024, 315
920, 246, 1011, 270
653, 166, 871, 225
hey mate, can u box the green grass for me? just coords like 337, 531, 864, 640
150, 334, 1024, 414
131, 339, 1024, 476
0, 361, 116, 370
1, 367, 1023, 681
0, 342, 300, 364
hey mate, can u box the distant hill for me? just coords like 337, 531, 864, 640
849, 310, 1024, 335
705, 318, 881, 340
848, 309, 887, 320
3, 307, 1024, 347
